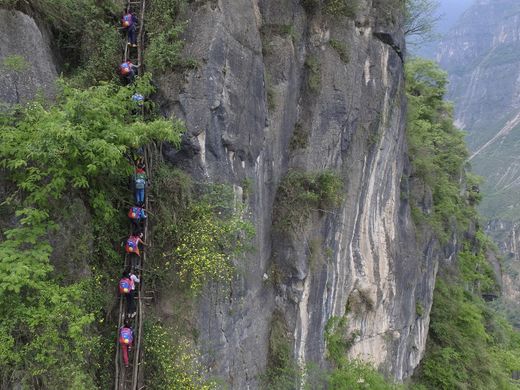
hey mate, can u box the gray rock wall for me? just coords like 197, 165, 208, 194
156, 1, 439, 387
0, 9, 57, 105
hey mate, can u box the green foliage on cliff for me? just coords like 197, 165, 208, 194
2, 0, 121, 84
406, 58, 474, 243
143, 320, 215, 389
301, 0, 359, 17
416, 278, 520, 389
146, 0, 197, 73
149, 165, 254, 293
406, 58, 520, 389
324, 316, 399, 390
0, 76, 182, 387
273, 170, 343, 230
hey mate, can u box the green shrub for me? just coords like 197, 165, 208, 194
150, 166, 255, 293
144, 320, 215, 389
406, 58, 474, 243
323, 0, 359, 17
71, 19, 120, 86
289, 122, 309, 150
328, 360, 398, 390
1, 55, 29, 72
263, 312, 302, 389
146, 0, 191, 74
414, 279, 520, 389
273, 170, 343, 230
146, 24, 186, 73
305, 55, 321, 93
325, 316, 398, 389
406, 57, 520, 390
329, 39, 350, 63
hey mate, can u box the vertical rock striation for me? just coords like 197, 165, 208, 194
156, 1, 441, 387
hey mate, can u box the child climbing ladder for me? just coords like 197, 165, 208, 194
114, 1, 149, 389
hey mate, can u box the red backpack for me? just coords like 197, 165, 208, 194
119, 327, 133, 345
125, 236, 140, 255
119, 278, 132, 294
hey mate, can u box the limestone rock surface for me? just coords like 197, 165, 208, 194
0, 9, 57, 105
156, 0, 441, 387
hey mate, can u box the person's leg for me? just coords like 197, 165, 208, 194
129, 25, 136, 45
128, 290, 136, 314
138, 188, 145, 204
126, 294, 132, 315
131, 254, 140, 270
122, 344, 129, 367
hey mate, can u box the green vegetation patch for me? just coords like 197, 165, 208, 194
263, 311, 301, 388
329, 39, 350, 63
273, 170, 343, 230
144, 319, 215, 389
325, 317, 399, 389
323, 0, 359, 17
406, 58, 520, 390
146, 0, 194, 73
150, 165, 255, 293
3, 0, 121, 85
0, 76, 182, 387
305, 55, 321, 94
414, 278, 520, 389
406, 58, 474, 243
301, 0, 359, 17
289, 122, 310, 151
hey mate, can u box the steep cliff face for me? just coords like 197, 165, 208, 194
156, 1, 438, 386
437, 0, 520, 220
0, 9, 57, 105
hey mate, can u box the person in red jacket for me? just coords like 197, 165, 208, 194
119, 320, 134, 368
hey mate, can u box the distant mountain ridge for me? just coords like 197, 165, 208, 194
437, 0, 520, 220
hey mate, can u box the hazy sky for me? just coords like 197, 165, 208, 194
437, 0, 474, 33
411, 0, 474, 58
